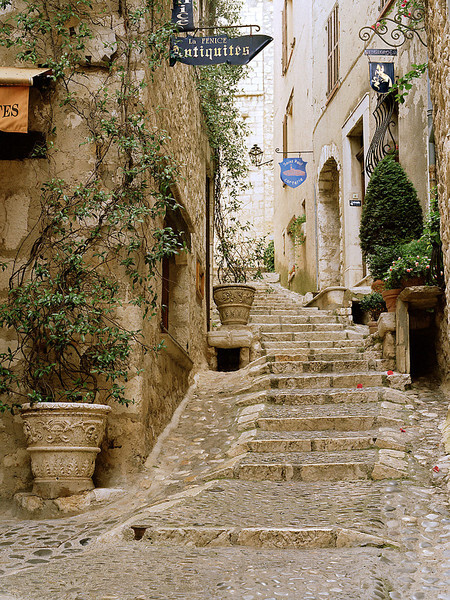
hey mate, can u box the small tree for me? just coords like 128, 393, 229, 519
360, 155, 423, 265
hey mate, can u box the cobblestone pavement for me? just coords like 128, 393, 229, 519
0, 372, 449, 599
0, 283, 449, 599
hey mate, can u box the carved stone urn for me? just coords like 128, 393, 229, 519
21, 402, 111, 499
213, 284, 256, 326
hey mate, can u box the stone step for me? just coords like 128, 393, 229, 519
262, 340, 365, 351
127, 479, 397, 535
250, 308, 330, 316
260, 331, 364, 342
258, 323, 346, 333
252, 359, 371, 376
247, 430, 379, 452
234, 450, 378, 481
130, 525, 397, 550
269, 371, 385, 390
249, 315, 344, 325
268, 349, 376, 361
265, 387, 382, 406
256, 403, 388, 432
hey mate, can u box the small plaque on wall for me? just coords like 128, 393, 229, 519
349, 199, 362, 207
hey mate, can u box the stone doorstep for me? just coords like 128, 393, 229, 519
126, 525, 401, 550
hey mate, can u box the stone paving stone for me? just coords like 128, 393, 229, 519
0, 544, 393, 600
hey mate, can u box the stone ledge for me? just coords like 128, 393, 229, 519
207, 327, 254, 349
160, 333, 193, 370
13, 487, 126, 518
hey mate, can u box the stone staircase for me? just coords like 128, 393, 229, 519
223, 282, 410, 483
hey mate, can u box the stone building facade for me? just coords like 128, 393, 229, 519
235, 0, 275, 240
0, 1, 212, 500
272, 0, 431, 293
425, 1, 450, 372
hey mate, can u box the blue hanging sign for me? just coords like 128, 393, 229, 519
170, 35, 273, 66
172, 0, 195, 32
279, 157, 307, 188
369, 62, 394, 94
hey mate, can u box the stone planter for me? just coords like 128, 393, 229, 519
213, 284, 256, 326
21, 402, 111, 499
382, 288, 402, 313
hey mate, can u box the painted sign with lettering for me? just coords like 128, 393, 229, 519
279, 158, 307, 188
369, 62, 394, 94
0, 86, 29, 133
172, 0, 195, 32
170, 35, 273, 66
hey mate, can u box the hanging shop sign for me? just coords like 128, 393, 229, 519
369, 61, 395, 94
0, 86, 29, 133
170, 34, 273, 66
172, 0, 195, 32
279, 157, 307, 188
364, 49, 397, 56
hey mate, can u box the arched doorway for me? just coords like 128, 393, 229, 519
317, 158, 342, 289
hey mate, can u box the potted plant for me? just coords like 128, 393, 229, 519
360, 155, 423, 289
213, 232, 265, 326
360, 292, 387, 330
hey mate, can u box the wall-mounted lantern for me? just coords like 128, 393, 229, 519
249, 143, 273, 167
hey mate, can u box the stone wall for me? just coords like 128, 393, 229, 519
235, 0, 274, 241
425, 0, 450, 379
0, 1, 211, 499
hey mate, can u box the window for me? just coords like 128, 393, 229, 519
327, 4, 339, 96
282, 90, 294, 158
281, 0, 295, 74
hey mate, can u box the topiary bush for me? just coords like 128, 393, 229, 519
360, 155, 423, 262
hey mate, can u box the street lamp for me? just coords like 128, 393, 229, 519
249, 144, 273, 167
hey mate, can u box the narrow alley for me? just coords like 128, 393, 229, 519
1, 280, 449, 600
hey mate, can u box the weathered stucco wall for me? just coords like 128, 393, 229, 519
0, 1, 211, 499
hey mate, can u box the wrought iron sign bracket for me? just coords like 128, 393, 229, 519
275, 148, 313, 156
359, 5, 426, 48
180, 24, 261, 36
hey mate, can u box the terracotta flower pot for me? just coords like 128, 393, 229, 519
21, 402, 111, 499
371, 279, 385, 293
400, 276, 425, 288
213, 284, 256, 326
382, 288, 402, 312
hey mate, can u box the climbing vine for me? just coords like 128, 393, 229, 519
288, 215, 306, 248
195, 0, 266, 284
0, 0, 185, 410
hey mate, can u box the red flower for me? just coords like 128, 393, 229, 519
387, 370, 394, 375
357, 383, 363, 389
400, 428, 406, 432
433, 466, 440, 472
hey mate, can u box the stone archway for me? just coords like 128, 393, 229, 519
317, 158, 342, 289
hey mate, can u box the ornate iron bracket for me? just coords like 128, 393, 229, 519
359, 5, 426, 48
365, 92, 397, 177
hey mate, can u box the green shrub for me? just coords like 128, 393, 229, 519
366, 245, 400, 280
360, 155, 423, 261
263, 240, 275, 272
359, 292, 386, 320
